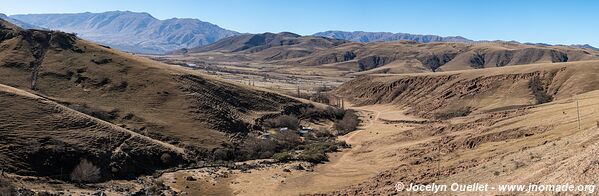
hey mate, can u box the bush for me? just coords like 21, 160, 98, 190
299, 106, 346, 120
433, 107, 471, 120
334, 110, 360, 134
273, 131, 301, 149
0, 178, 17, 195
70, 159, 101, 183
313, 128, 334, 138
212, 148, 234, 161
91, 58, 112, 65
144, 179, 167, 195
272, 152, 293, 162
298, 149, 328, 163
301, 141, 343, 153
160, 153, 172, 164
264, 115, 300, 130
239, 138, 278, 160
309, 92, 331, 104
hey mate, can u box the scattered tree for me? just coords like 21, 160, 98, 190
334, 110, 360, 134
264, 115, 300, 130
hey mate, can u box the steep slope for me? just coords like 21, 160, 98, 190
0, 18, 301, 167
313, 30, 472, 43
11, 11, 240, 54
336, 60, 599, 118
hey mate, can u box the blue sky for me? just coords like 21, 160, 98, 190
2, 0, 598, 46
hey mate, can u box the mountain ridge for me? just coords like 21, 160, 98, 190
0, 13, 40, 29
313, 30, 472, 43
315, 30, 599, 51
11, 11, 240, 54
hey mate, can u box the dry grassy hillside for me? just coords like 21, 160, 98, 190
164, 34, 599, 76
0, 19, 307, 181
336, 60, 599, 118
284, 41, 599, 73
0, 19, 300, 148
0, 84, 184, 180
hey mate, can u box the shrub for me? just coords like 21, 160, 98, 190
70, 159, 101, 183
213, 148, 234, 161
160, 153, 172, 164
299, 106, 346, 120
0, 178, 17, 195
325, 107, 347, 119
309, 92, 330, 104
433, 107, 471, 120
301, 141, 343, 153
273, 131, 301, 149
264, 115, 299, 130
145, 179, 167, 195
334, 110, 360, 134
313, 128, 334, 138
91, 58, 112, 65
272, 152, 293, 162
239, 138, 278, 160
298, 149, 328, 163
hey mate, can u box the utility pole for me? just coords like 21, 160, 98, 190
297, 85, 300, 98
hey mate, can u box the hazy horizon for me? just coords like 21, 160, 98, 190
2, 0, 599, 46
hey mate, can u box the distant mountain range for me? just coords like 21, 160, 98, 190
313, 30, 473, 43
2, 11, 597, 54
0, 13, 40, 29
10, 11, 240, 54
314, 31, 599, 51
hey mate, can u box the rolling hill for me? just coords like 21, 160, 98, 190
0, 19, 301, 180
176, 32, 349, 55
11, 11, 240, 54
171, 33, 599, 76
